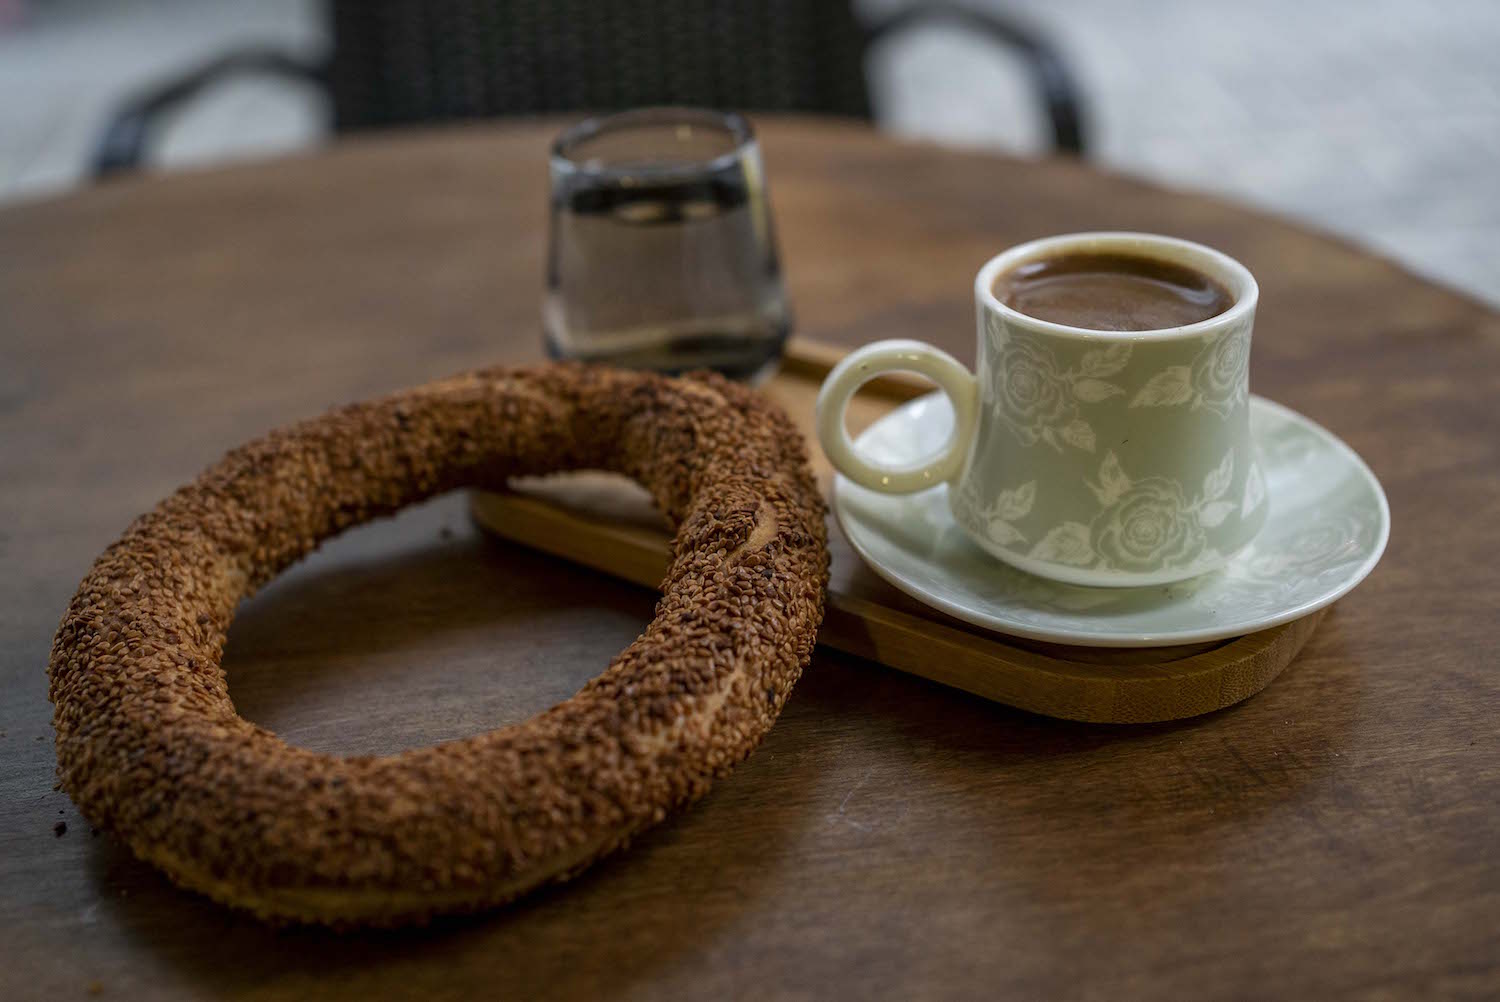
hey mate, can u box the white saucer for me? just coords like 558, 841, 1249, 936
833, 393, 1389, 647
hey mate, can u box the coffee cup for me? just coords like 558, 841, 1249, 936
815, 232, 1267, 587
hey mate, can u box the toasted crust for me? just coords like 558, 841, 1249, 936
48, 365, 828, 927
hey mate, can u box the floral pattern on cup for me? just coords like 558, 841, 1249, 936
1025, 450, 1238, 574
839, 389, 1385, 641
1241, 461, 1267, 518
1130, 326, 1251, 415
985, 320, 1132, 453
1089, 478, 1204, 572
956, 476, 1036, 547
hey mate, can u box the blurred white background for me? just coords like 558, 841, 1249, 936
2, 0, 1496, 303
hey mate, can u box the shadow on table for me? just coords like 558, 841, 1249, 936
81, 497, 825, 998
221, 516, 660, 753
797, 601, 1362, 791
782, 603, 1364, 915
84, 822, 769, 998
78, 493, 1363, 997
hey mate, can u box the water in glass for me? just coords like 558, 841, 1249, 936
544, 108, 790, 382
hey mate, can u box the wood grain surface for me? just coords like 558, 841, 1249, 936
471, 339, 1324, 723
1, 119, 1497, 1001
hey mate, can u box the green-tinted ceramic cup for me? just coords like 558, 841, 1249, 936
816, 232, 1268, 587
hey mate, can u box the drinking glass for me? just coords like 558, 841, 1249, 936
544, 108, 791, 382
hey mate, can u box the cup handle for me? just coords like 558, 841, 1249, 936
815, 339, 980, 494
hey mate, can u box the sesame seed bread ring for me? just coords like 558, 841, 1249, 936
48, 365, 828, 927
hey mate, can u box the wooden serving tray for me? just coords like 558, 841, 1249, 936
472, 339, 1323, 723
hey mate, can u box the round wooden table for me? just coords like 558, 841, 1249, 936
2, 120, 1496, 1000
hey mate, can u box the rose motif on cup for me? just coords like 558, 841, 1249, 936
1026, 449, 1240, 574
1091, 478, 1205, 572
992, 338, 1071, 429
1191, 327, 1250, 410
985, 320, 1132, 453
1129, 327, 1251, 416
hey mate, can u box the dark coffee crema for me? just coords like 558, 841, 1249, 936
993, 252, 1234, 331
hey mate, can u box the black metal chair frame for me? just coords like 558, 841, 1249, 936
93, 2, 1086, 178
